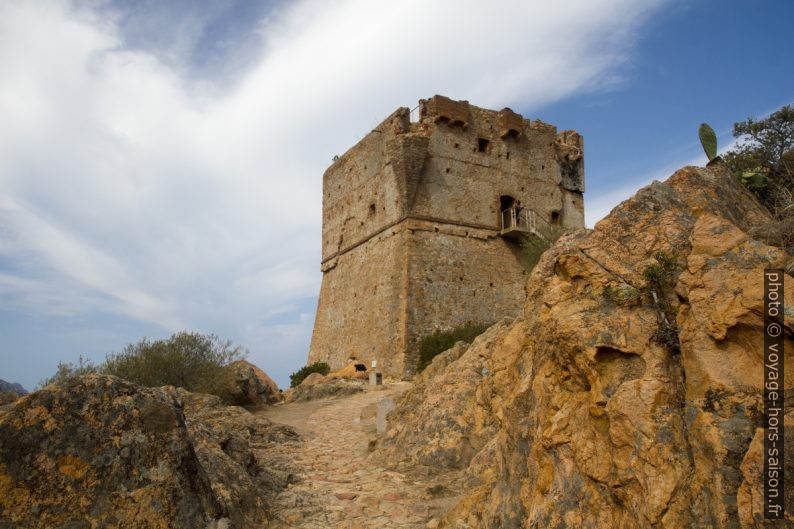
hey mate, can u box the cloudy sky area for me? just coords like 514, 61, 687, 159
1, 0, 792, 390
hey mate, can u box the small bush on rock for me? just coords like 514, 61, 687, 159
519, 223, 567, 272
289, 362, 330, 388
602, 284, 642, 306
723, 104, 793, 218
602, 251, 682, 353
0, 391, 19, 405
39, 355, 98, 388
104, 332, 246, 402
416, 322, 491, 372
39, 332, 247, 403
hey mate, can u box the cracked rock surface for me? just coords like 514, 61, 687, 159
377, 165, 793, 528
0, 374, 297, 529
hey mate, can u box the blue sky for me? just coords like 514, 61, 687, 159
0, 0, 791, 391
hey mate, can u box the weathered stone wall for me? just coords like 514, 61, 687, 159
403, 221, 528, 373
308, 96, 586, 378
411, 103, 577, 228
311, 226, 409, 376
562, 189, 585, 229
321, 108, 419, 261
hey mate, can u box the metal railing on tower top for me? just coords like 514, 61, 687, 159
409, 104, 422, 123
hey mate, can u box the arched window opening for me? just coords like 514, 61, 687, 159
500, 195, 519, 229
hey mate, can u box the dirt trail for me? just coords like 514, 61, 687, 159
259, 383, 461, 528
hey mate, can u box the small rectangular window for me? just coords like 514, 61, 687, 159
477, 138, 490, 153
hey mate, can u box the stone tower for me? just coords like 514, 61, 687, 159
308, 95, 585, 378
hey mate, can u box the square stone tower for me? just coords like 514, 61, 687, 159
308, 95, 585, 378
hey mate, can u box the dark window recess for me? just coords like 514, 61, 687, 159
500, 195, 517, 211
499, 195, 521, 232
368, 203, 376, 215
506, 151, 510, 159
477, 138, 490, 152
354, 363, 367, 371
551, 211, 561, 224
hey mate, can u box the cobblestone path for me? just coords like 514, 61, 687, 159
260, 383, 461, 528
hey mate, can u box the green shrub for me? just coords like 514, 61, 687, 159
641, 250, 681, 295
602, 284, 642, 306
416, 322, 491, 372
39, 332, 247, 402
643, 251, 682, 354
724, 104, 793, 218
103, 332, 246, 402
652, 323, 681, 353
39, 355, 98, 388
0, 391, 20, 405
289, 362, 331, 388
601, 251, 682, 353
519, 223, 567, 272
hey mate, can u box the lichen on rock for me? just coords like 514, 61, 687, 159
0, 374, 297, 529
228, 359, 281, 406
376, 164, 794, 528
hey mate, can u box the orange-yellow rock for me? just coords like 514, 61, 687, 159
300, 372, 327, 386
327, 362, 369, 380
229, 359, 281, 405
377, 164, 793, 528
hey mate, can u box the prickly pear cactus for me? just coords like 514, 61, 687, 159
698, 123, 717, 161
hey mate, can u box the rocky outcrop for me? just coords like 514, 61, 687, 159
229, 360, 281, 406
285, 378, 365, 403
300, 372, 327, 386
376, 322, 523, 471
377, 165, 794, 528
327, 362, 369, 380
0, 374, 297, 529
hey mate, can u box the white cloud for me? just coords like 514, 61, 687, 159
0, 0, 670, 381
